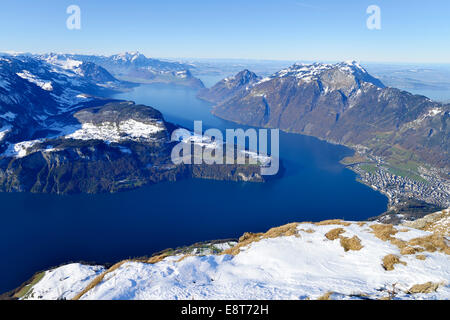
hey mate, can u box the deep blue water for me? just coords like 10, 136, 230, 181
0, 84, 387, 293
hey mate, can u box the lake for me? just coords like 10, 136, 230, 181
0, 84, 387, 293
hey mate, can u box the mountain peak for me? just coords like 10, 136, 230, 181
261, 61, 383, 88
225, 69, 259, 85
197, 69, 260, 104
111, 51, 146, 62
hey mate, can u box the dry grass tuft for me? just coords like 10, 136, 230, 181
408, 282, 440, 294
367, 224, 437, 257
145, 253, 171, 264
382, 254, 406, 271
315, 219, 351, 227
263, 223, 300, 239
325, 228, 345, 240
324, 227, 363, 251
370, 224, 398, 241
389, 238, 407, 250
407, 234, 449, 254
73, 253, 171, 300
222, 223, 299, 256
299, 228, 315, 233
239, 232, 263, 242
72, 260, 129, 300
400, 246, 418, 255
177, 254, 193, 263
402, 209, 449, 236
13, 271, 45, 299
317, 291, 334, 300
340, 236, 363, 251
415, 254, 427, 260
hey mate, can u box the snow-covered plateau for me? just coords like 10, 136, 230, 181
16, 209, 449, 300
65, 119, 166, 143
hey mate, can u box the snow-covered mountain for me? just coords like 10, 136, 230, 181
202, 62, 450, 209
0, 55, 265, 194
0, 55, 131, 146
257, 60, 385, 88
11, 209, 449, 300
207, 62, 449, 171
37, 52, 205, 88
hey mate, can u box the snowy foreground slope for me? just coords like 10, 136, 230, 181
19, 209, 449, 300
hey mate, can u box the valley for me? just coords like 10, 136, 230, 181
0, 52, 447, 298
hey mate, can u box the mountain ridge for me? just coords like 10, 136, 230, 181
37, 52, 205, 89
201, 62, 449, 209
0, 56, 270, 194
5, 208, 449, 300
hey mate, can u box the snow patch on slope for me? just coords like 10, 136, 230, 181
66, 119, 165, 143
43, 55, 83, 73
0, 125, 12, 141
24, 263, 105, 300
16, 70, 53, 91
3, 139, 43, 158
257, 61, 368, 84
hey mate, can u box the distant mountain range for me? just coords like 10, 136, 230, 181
0, 54, 131, 145
0, 55, 264, 194
38, 52, 205, 88
199, 61, 449, 208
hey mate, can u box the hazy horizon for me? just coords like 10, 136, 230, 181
1, 0, 450, 64
3, 50, 450, 66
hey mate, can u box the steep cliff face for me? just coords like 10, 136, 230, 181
9, 209, 450, 300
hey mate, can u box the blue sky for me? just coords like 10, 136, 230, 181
0, 0, 449, 63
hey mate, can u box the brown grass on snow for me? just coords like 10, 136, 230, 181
400, 246, 419, 255
324, 228, 363, 251
407, 234, 449, 255
177, 254, 194, 263
325, 228, 345, 240
370, 223, 449, 256
72, 260, 129, 300
317, 291, 334, 300
382, 254, 406, 271
415, 254, 427, 260
299, 228, 315, 233
370, 224, 398, 241
222, 223, 299, 256
408, 282, 440, 294
315, 219, 351, 227
339, 236, 363, 251
73, 252, 172, 300
144, 253, 171, 264
403, 209, 449, 236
